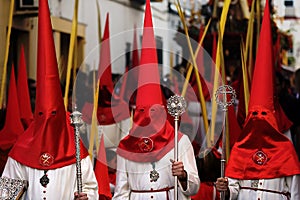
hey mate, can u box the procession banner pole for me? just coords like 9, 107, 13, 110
70, 106, 83, 193
215, 85, 236, 200
167, 95, 187, 200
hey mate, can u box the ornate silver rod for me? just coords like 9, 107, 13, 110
167, 95, 187, 200
215, 85, 236, 200
70, 106, 84, 194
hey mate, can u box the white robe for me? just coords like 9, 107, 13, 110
2, 156, 98, 200
228, 175, 300, 200
112, 135, 200, 200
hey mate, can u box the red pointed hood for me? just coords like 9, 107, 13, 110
134, 1, 163, 108
9, 0, 88, 170
98, 13, 114, 94
227, 105, 241, 149
81, 14, 129, 125
131, 25, 140, 70
95, 135, 112, 199
95, 13, 130, 125
132, 0, 166, 134
247, 2, 274, 116
0, 67, 24, 175
17, 45, 33, 129
117, 0, 182, 162
226, 0, 300, 179
119, 25, 139, 105
0, 67, 24, 151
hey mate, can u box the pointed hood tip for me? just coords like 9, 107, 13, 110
17, 45, 33, 128
135, 0, 163, 107
35, 0, 65, 115
0, 66, 24, 151
98, 13, 113, 91
248, 0, 273, 113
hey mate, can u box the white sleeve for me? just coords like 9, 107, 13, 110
228, 178, 240, 200
1, 157, 28, 200
112, 155, 130, 199
178, 135, 200, 196
290, 175, 300, 200
2, 157, 27, 180
81, 156, 98, 200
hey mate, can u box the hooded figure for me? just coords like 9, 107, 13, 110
0, 67, 24, 176
216, 1, 300, 199
1, 1, 98, 199
96, 14, 130, 125
81, 14, 130, 126
112, 0, 199, 199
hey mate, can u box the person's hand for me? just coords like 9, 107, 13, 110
215, 177, 228, 192
170, 159, 187, 181
74, 192, 88, 200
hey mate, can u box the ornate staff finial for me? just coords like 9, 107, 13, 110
215, 85, 236, 112
167, 95, 187, 118
70, 105, 83, 127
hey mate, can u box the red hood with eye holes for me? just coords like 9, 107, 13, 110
9, 112, 89, 170
225, 108, 300, 179
117, 104, 183, 162
225, 0, 300, 180
116, 0, 185, 162
117, 119, 183, 162
7, 0, 88, 170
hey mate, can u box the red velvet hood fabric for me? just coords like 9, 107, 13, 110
17, 46, 33, 129
226, 111, 300, 179
0, 67, 24, 174
117, 0, 181, 162
225, 1, 300, 179
81, 13, 130, 125
95, 135, 112, 198
97, 14, 130, 125
117, 114, 182, 162
0, 67, 24, 151
8, 0, 88, 170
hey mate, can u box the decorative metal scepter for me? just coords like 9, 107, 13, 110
167, 95, 187, 200
70, 106, 83, 194
215, 85, 236, 200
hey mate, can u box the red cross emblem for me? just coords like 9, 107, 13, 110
138, 137, 154, 152
252, 151, 268, 165
39, 153, 54, 167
